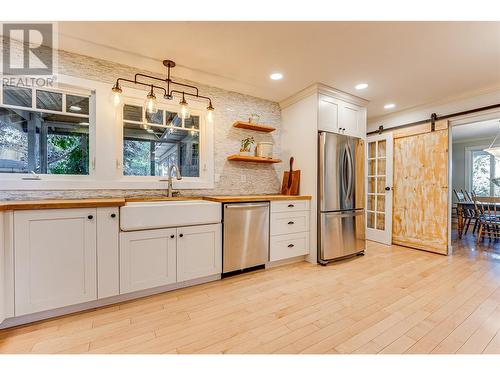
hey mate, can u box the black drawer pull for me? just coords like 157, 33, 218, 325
179, 234, 183, 238
288, 244, 294, 248
110, 213, 116, 218
87, 215, 93, 220
288, 204, 294, 208
288, 221, 294, 225
170, 234, 175, 239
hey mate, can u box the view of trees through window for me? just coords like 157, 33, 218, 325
123, 105, 200, 177
472, 150, 500, 196
0, 108, 90, 175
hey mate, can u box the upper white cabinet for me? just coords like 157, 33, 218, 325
120, 228, 177, 294
318, 95, 341, 133
315, 87, 368, 138
177, 224, 222, 282
341, 102, 367, 138
14, 208, 97, 316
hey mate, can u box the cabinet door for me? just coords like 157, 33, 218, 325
120, 228, 177, 294
177, 224, 222, 282
14, 209, 97, 316
342, 102, 367, 138
97, 207, 119, 299
318, 95, 341, 133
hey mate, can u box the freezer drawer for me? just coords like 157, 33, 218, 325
223, 202, 269, 273
319, 210, 365, 262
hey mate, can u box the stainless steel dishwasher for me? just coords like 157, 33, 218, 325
223, 202, 270, 274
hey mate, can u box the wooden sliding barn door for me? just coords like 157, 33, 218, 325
392, 120, 449, 255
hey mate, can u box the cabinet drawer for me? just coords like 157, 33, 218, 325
270, 232, 310, 261
271, 200, 310, 213
271, 211, 310, 235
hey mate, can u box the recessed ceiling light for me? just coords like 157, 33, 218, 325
69, 105, 82, 112
270, 73, 283, 80
384, 103, 396, 109
355, 83, 368, 90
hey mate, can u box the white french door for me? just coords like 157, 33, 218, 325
365, 133, 393, 244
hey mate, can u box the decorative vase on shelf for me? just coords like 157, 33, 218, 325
239, 136, 255, 157
248, 114, 260, 124
239, 150, 251, 157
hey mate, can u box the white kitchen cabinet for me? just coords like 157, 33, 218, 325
177, 224, 222, 282
96, 207, 119, 299
120, 228, 177, 294
0, 212, 4, 325
14, 209, 97, 316
318, 95, 341, 133
342, 102, 367, 138
270, 232, 310, 262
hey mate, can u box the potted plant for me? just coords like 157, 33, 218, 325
240, 136, 255, 156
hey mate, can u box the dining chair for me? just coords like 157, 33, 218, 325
455, 189, 478, 235
473, 196, 500, 243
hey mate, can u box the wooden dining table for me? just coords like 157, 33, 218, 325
456, 200, 500, 239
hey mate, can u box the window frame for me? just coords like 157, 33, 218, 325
0, 80, 95, 183
118, 94, 214, 189
465, 144, 499, 196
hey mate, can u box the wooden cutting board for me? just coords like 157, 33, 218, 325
281, 157, 301, 195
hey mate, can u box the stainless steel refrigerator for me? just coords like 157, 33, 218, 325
318, 131, 366, 264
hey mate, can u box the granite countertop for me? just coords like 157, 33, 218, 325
0, 195, 312, 211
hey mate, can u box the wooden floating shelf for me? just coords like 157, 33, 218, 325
233, 121, 276, 133
227, 155, 281, 164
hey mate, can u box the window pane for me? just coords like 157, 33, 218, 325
0, 107, 89, 175
123, 104, 142, 122
368, 141, 376, 158
494, 157, 500, 197
472, 151, 491, 196
66, 94, 90, 115
165, 110, 183, 127
123, 123, 199, 177
36, 90, 63, 111
146, 109, 163, 125
3, 85, 32, 107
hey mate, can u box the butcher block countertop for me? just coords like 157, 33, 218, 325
0, 198, 126, 211
202, 195, 312, 203
0, 195, 311, 211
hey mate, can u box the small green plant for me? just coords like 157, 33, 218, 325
240, 136, 255, 152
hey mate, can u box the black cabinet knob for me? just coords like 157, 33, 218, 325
288, 221, 294, 225
110, 213, 116, 218
87, 215, 93, 220
179, 233, 183, 238
288, 204, 294, 208
288, 244, 294, 248
170, 234, 175, 239
385, 186, 391, 191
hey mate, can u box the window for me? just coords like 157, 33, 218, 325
122, 104, 200, 177
469, 149, 500, 196
0, 85, 91, 175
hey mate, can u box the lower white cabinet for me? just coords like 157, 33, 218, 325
270, 200, 311, 262
120, 224, 222, 292
177, 224, 221, 282
14, 209, 98, 316
120, 228, 177, 294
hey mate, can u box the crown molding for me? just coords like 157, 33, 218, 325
279, 82, 369, 110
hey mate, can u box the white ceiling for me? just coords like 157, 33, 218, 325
452, 118, 500, 142
56, 21, 500, 118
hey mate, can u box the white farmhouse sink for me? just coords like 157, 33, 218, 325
120, 200, 221, 231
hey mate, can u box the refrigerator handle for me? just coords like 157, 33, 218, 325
345, 143, 354, 201
318, 132, 326, 210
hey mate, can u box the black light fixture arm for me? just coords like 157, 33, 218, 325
115, 78, 167, 97
112, 59, 214, 110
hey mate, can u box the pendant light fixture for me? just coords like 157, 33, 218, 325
144, 86, 158, 114
483, 120, 500, 158
111, 59, 214, 119
179, 92, 190, 119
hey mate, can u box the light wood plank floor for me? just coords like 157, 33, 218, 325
1, 239, 500, 354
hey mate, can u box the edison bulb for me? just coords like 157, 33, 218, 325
111, 90, 122, 107
144, 94, 157, 114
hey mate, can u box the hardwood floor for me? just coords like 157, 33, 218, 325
1, 238, 500, 354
